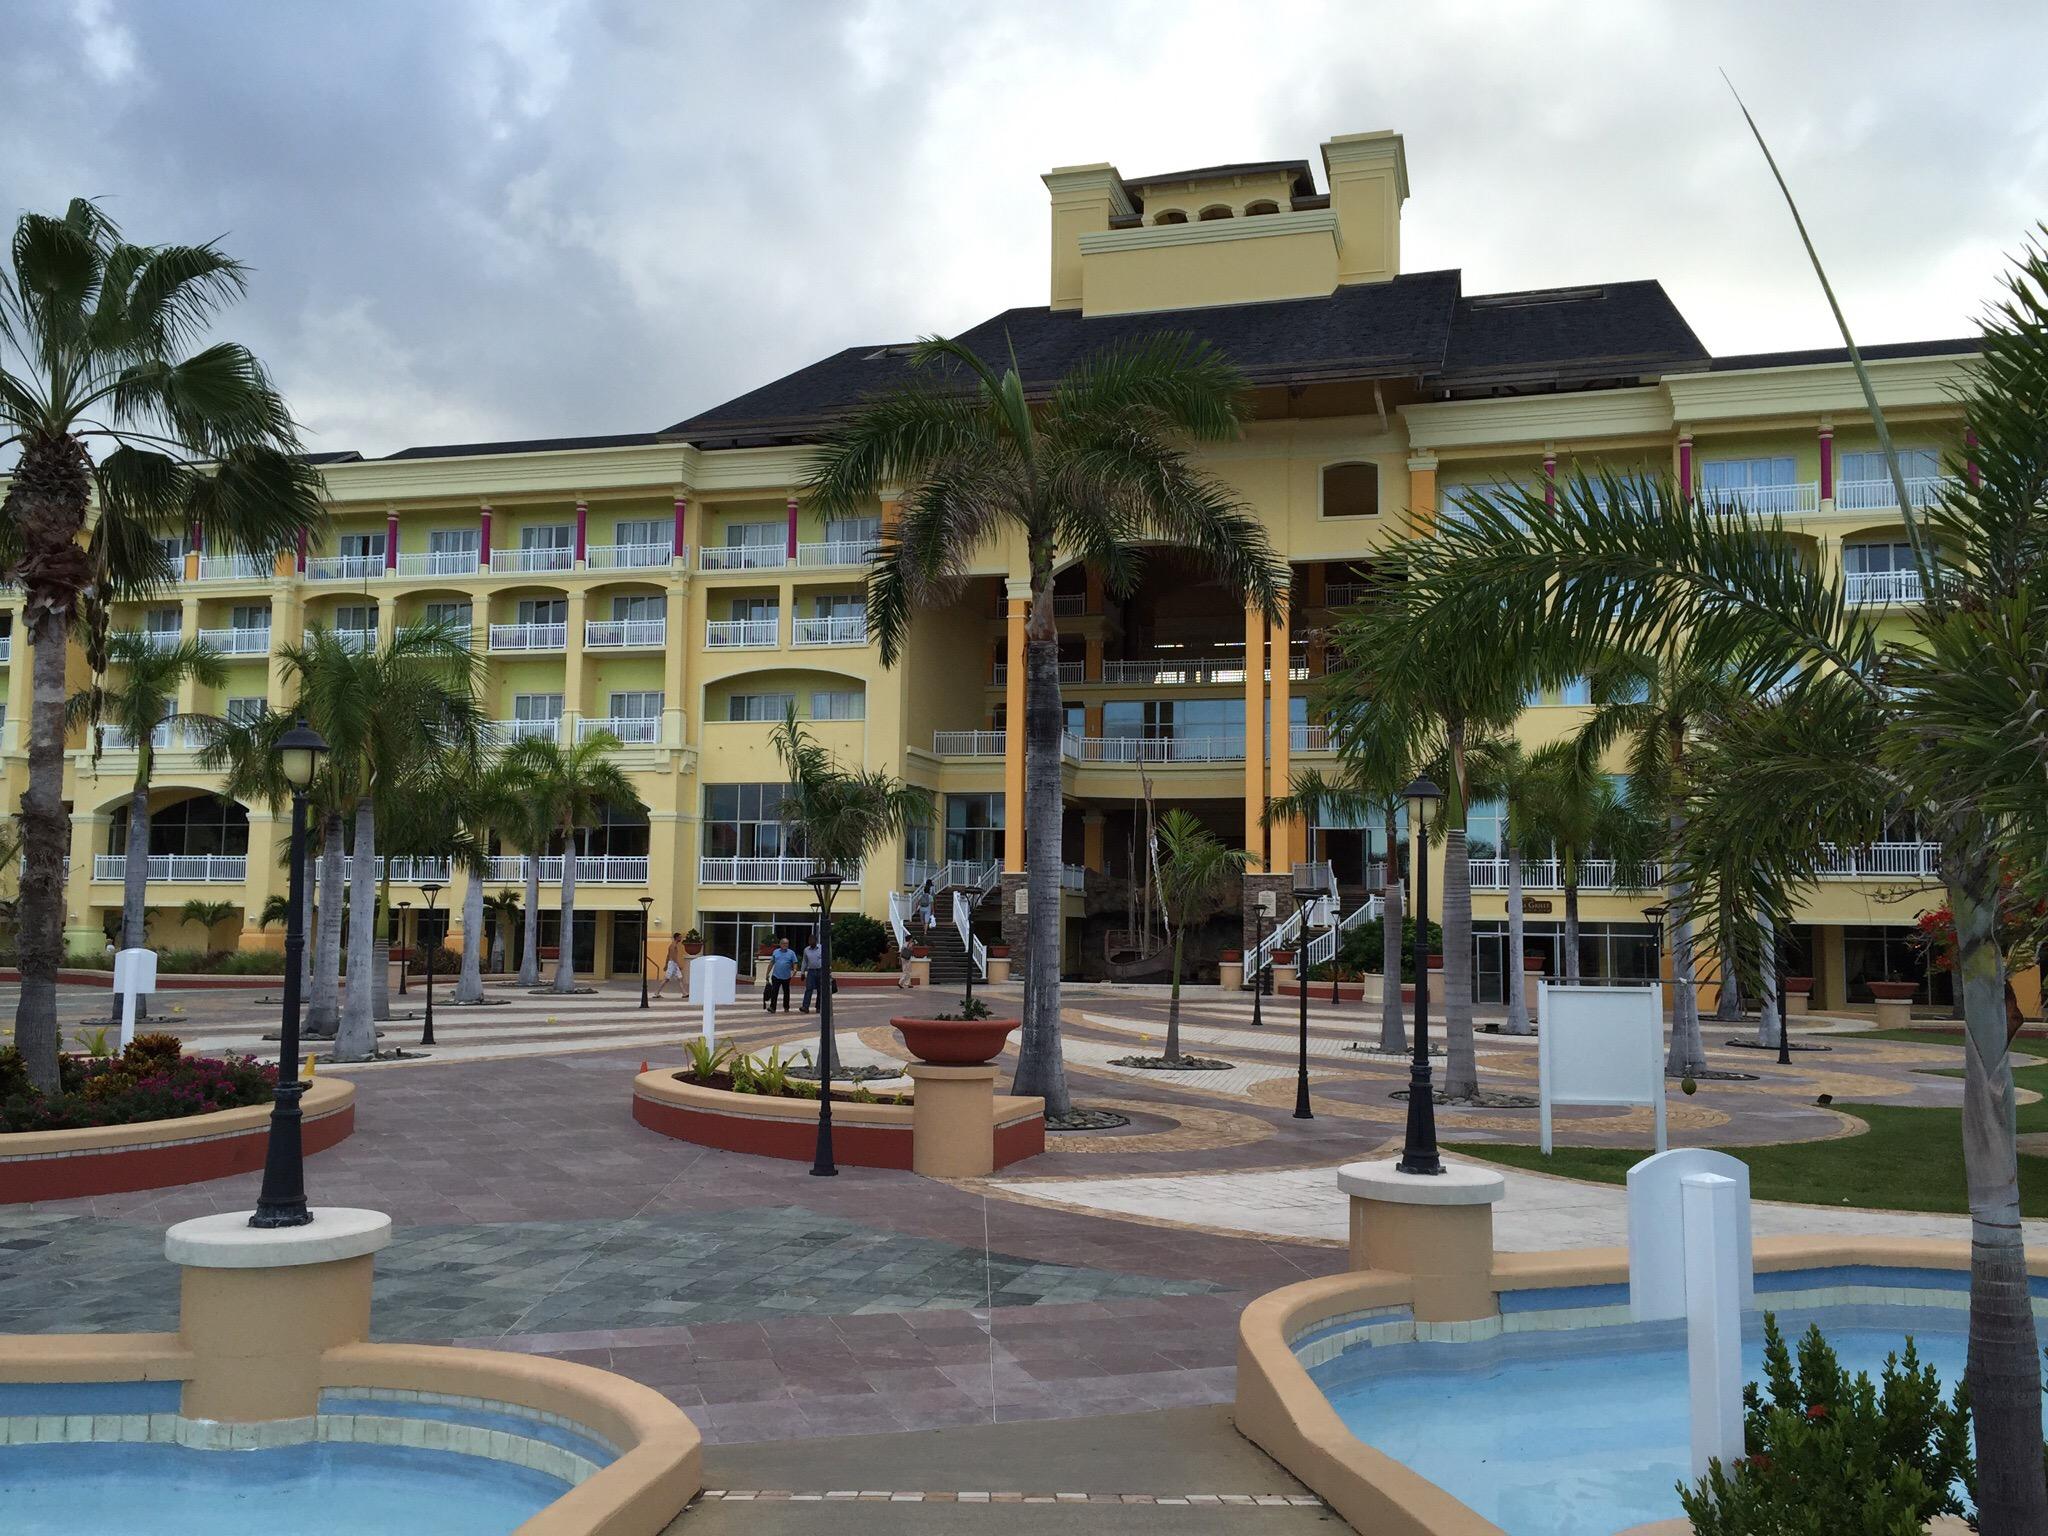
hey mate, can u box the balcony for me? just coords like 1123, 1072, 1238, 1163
99, 723, 178, 751
488, 622, 568, 652
0, 634, 12, 663
794, 540, 873, 568
992, 660, 1085, 686
584, 541, 670, 570
699, 855, 861, 887
490, 546, 574, 575
933, 730, 1006, 758
1699, 480, 1820, 517
385, 857, 452, 884
1061, 734, 1244, 764
1051, 592, 1087, 617
578, 715, 660, 745
485, 855, 651, 884
333, 628, 378, 653
198, 554, 272, 581
1467, 856, 1661, 892
1290, 723, 1333, 753
1817, 842, 1942, 881
584, 617, 666, 649
1836, 475, 1958, 513
1844, 569, 1924, 606
792, 614, 868, 648
395, 550, 482, 578
306, 554, 385, 582
198, 626, 271, 656
115, 629, 180, 653
94, 853, 246, 884
707, 617, 778, 649
700, 544, 785, 572
484, 718, 561, 746
1322, 582, 1371, 609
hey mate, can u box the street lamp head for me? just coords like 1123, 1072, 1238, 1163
805, 867, 846, 910
1401, 775, 1443, 812
276, 720, 328, 791
419, 881, 443, 908
1292, 884, 1321, 907
637, 895, 653, 911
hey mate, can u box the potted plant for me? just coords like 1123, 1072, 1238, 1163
987, 944, 1010, 958
1867, 980, 1918, 1000
682, 929, 703, 957
1782, 972, 1815, 1017
1219, 949, 1242, 963
1522, 955, 1546, 972
893, 995, 1020, 1064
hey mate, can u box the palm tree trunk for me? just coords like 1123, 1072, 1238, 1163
1716, 943, 1743, 1022
371, 868, 392, 1022
490, 910, 508, 975
1504, 841, 1531, 1035
1757, 910, 1781, 1048
307, 813, 345, 1036
552, 836, 578, 992
1165, 930, 1183, 1063
1010, 623, 1072, 1119
1379, 876, 1406, 1053
1562, 877, 1582, 985
12, 608, 73, 1093
120, 778, 150, 950
335, 801, 379, 1061
455, 870, 485, 1002
1948, 841, 2048, 1534
1441, 826, 1477, 1100
520, 860, 541, 987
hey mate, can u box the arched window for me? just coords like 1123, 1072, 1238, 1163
1321, 462, 1380, 519
1198, 205, 1233, 222
1244, 200, 1280, 217
1153, 209, 1188, 226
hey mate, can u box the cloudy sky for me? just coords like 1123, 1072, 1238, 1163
4, 0, 2042, 457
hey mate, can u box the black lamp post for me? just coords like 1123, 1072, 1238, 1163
805, 867, 846, 1177
637, 895, 654, 1010
1291, 882, 1318, 1120
251, 719, 329, 1229
418, 882, 442, 1046
1769, 923, 1791, 1067
1250, 897, 1266, 1028
396, 901, 411, 994
1397, 776, 1443, 1176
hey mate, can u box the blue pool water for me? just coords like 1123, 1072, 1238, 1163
0, 1440, 569, 1534
1311, 1304, 2007, 1536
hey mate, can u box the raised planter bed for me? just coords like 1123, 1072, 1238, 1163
630, 1069, 1043, 1170
0, 1076, 355, 1203
1, 967, 277, 991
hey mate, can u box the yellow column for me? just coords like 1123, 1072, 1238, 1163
563, 588, 589, 737
1243, 601, 1266, 873
663, 588, 688, 748
1269, 579, 1293, 872
1002, 580, 1028, 873
240, 812, 280, 951
1408, 453, 1438, 538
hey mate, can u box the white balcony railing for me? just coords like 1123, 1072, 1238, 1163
490, 546, 575, 574
1062, 734, 1244, 764
488, 622, 568, 652
483, 855, 651, 884
1699, 480, 1820, 517
385, 857, 452, 884
1467, 856, 1662, 892
99, 723, 177, 751
1291, 723, 1333, 753
991, 660, 1085, 686
1052, 592, 1088, 616
306, 554, 385, 581
792, 614, 868, 648
578, 715, 660, 745
332, 628, 378, 653
483, 718, 562, 746
794, 540, 873, 568
93, 853, 246, 883
198, 554, 272, 581
1817, 842, 1943, 881
1061, 864, 1088, 892
706, 617, 778, 648
932, 730, 1006, 758
699, 855, 861, 887
1100, 657, 1248, 686
583, 618, 666, 649
1844, 569, 1925, 606
903, 857, 1001, 895
1835, 474, 1958, 513
700, 544, 786, 571
395, 550, 482, 577
583, 542, 670, 570
1322, 582, 1372, 609
0, 634, 9, 662
115, 629, 180, 653
197, 626, 271, 656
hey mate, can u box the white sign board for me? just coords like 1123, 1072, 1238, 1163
112, 948, 158, 1049
1628, 1147, 1754, 1322
1537, 982, 1666, 1156
688, 955, 738, 1047
1683, 1172, 1747, 1478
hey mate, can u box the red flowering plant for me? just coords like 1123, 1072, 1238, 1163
0, 1034, 275, 1133
1911, 863, 2045, 1041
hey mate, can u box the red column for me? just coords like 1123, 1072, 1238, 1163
1677, 434, 1694, 506
296, 528, 308, 574
1966, 429, 1981, 489
574, 500, 588, 563
1542, 451, 1557, 509
672, 495, 687, 558
384, 511, 399, 570
191, 518, 204, 553
785, 495, 799, 561
1818, 426, 1834, 504
479, 504, 493, 565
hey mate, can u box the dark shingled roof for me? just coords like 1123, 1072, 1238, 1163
382, 431, 661, 461
1440, 281, 1708, 385
304, 450, 363, 465
1709, 337, 1979, 372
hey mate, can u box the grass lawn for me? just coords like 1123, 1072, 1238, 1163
1454, 1030, 2048, 1217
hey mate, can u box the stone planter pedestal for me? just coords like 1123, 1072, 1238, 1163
166, 1207, 391, 1421
907, 953, 931, 988
1219, 959, 1243, 991
1336, 1159, 1505, 1324
985, 954, 1011, 983
907, 1064, 999, 1177
1868, 981, 1917, 1028
1783, 976, 1812, 1017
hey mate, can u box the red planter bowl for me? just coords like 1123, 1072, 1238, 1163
1783, 975, 1813, 992
909, 946, 930, 959
988, 945, 1010, 958
1427, 954, 1445, 970
1522, 956, 1546, 972
683, 941, 703, 956
1220, 949, 1243, 963
1272, 950, 1296, 965
1867, 980, 1918, 1001
892, 1017, 1021, 1065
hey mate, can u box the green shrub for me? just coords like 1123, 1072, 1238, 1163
830, 911, 888, 966
405, 945, 464, 976
1333, 917, 1444, 982
0, 1050, 275, 1132
211, 950, 289, 975
1679, 1314, 1972, 1534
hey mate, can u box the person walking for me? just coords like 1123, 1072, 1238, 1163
764, 936, 798, 1013
653, 932, 684, 999
800, 932, 824, 1012
918, 877, 937, 933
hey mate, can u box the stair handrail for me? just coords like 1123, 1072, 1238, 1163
1245, 901, 1305, 981
887, 889, 911, 954
952, 889, 988, 978
971, 857, 1002, 905
1303, 893, 1383, 971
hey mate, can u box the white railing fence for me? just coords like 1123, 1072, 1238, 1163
952, 889, 987, 978
199, 554, 273, 581
306, 554, 385, 582
488, 622, 568, 651
1062, 734, 1244, 764
583, 618, 666, 648
584, 542, 670, 569
795, 540, 875, 568
394, 550, 481, 577
577, 715, 660, 745
481, 855, 650, 884
93, 853, 246, 883
700, 544, 785, 571
887, 889, 911, 954
706, 617, 779, 648
698, 855, 861, 887
490, 547, 574, 574
1304, 894, 1382, 972
484, 718, 561, 746
196, 626, 272, 656
932, 730, 1005, 757
1844, 569, 1924, 606
1834, 474, 1957, 513
792, 615, 869, 647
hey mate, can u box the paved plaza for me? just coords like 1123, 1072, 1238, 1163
2, 975, 1998, 1457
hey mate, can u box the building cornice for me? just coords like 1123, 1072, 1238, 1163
1077, 208, 1339, 256
1401, 388, 1672, 453
1666, 355, 1975, 425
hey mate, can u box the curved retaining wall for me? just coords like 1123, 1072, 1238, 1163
630, 1069, 1044, 1170
0, 1077, 355, 1203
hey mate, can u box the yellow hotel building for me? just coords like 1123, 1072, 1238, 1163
0, 129, 1984, 1011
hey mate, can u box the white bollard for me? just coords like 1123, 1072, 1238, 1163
1682, 1171, 1745, 1478
112, 947, 158, 1050
688, 955, 737, 1051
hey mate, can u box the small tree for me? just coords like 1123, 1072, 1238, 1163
179, 898, 237, 956
1152, 810, 1248, 1065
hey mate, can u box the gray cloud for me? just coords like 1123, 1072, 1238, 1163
3, 0, 2042, 457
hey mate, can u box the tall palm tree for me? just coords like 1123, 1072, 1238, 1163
1514, 741, 1658, 986
0, 199, 326, 1092
809, 333, 1286, 1119
489, 768, 555, 988
67, 630, 227, 959
1151, 810, 1248, 1065
484, 889, 521, 976
1486, 741, 1538, 1037
378, 752, 493, 1003
506, 733, 644, 994
277, 621, 481, 1059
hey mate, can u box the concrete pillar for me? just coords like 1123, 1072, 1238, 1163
1818, 422, 1834, 512
1407, 453, 1437, 538
663, 589, 689, 746
240, 811, 281, 951
479, 503, 494, 567
1084, 633, 1103, 682
1002, 582, 1028, 873
784, 494, 800, 563
1817, 924, 1847, 1012
573, 499, 589, 567
1268, 579, 1293, 870
65, 810, 108, 958
908, 1064, 1000, 1177
1084, 567, 1104, 614
1243, 601, 1267, 873
1677, 432, 1695, 504
1338, 1159, 1505, 1324
1543, 447, 1557, 508
563, 588, 589, 735
384, 510, 399, 572
1082, 812, 1105, 873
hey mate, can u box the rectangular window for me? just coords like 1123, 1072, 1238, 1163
155, 534, 190, 563
1467, 797, 1508, 861
1441, 482, 1526, 530
813, 593, 863, 619
230, 604, 270, 631
332, 604, 377, 631
1841, 448, 1941, 483
608, 690, 663, 720
520, 524, 574, 551
429, 528, 479, 555
730, 596, 777, 621
702, 783, 799, 859
944, 793, 1004, 864
1701, 456, 1795, 491
422, 600, 473, 628
1559, 675, 1592, 706
727, 692, 797, 722
611, 593, 663, 621
143, 606, 182, 635
1843, 542, 1916, 575
822, 516, 880, 548
512, 694, 564, 722
725, 521, 783, 549
614, 518, 663, 548
226, 697, 267, 724
339, 532, 387, 560
516, 597, 567, 625
810, 689, 864, 720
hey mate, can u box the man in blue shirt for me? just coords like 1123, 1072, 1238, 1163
764, 936, 798, 1013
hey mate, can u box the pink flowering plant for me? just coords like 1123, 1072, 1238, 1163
0, 1034, 275, 1132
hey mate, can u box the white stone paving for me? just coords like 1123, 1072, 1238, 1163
1060, 1033, 1301, 1096
1079, 1010, 1515, 1065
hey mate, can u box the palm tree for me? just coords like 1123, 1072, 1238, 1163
1380, 230, 2048, 1527
809, 333, 1286, 1119
506, 733, 644, 994
1485, 741, 1538, 1037
490, 773, 555, 988
1151, 810, 1248, 1065
378, 752, 493, 1003
1515, 742, 1658, 986
484, 889, 521, 975
67, 630, 228, 959
0, 199, 326, 1092
179, 898, 237, 954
